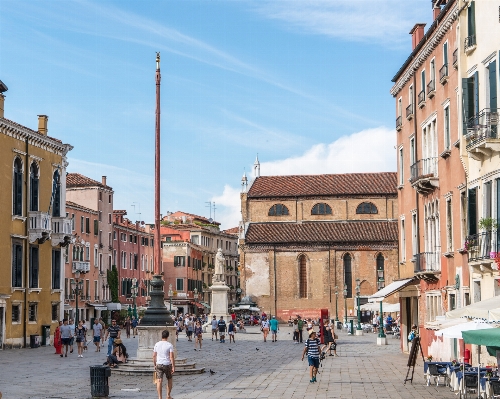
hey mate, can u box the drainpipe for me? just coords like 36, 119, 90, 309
24, 136, 29, 348
273, 245, 277, 318
413, 73, 421, 258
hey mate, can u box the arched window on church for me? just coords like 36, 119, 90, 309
356, 202, 378, 214
311, 203, 332, 215
376, 253, 385, 289
299, 255, 307, 298
268, 204, 289, 216
344, 254, 352, 298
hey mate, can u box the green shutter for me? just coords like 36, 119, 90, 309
94, 220, 98, 236
468, 188, 477, 236
474, 71, 479, 116
490, 61, 497, 110
468, 1, 476, 37
444, 42, 448, 65
462, 78, 469, 135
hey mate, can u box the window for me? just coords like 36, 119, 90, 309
130, 253, 133, 270
28, 303, 37, 322
421, 70, 426, 94
444, 106, 450, 150
13, 157, 23, 216
449, 293, 456, 311
94, 220, 98, 236
356, 202, 378, 214
12, 304, 21, 323
412, 213, 418, 256
430, 59, 435, 86
94, 248, 98, 266
468, 187, 478, 235
409, 85, 414, 106
29, 163, 39, 212
268, 204, 289, 216
99, 191, 102, 201
81, 216, 84, 233
443, 41, 448, 66
98, 211, 102, 222
99, 254, 103, 272
376, 254, 385, 289
311, 203, 332, 215
109, 194, 111, 203
113, 231, 116, 240
129, 234, 133, 243
299, 255, 307, 298
86, 218, 90, 234
52, 170, 61, 217
410, 137, 415, 165
86, 246, 90, 261
108, 232, 111, 246
174, 256, 186, 267
401, 220, 406, 262
52, 249, 61, 289
12, 242, 23, 288
446, 199, 453, 252
71, 214, 75, 231
141, 255, 145, 271
398, 147, 404, 185
462, 72, 478, 135
51, 303, 59, 321
122, 252, 126, 269
29, 246, 39, 288
134, 254, 138, 270
488, 61, 497, 112
467, 1, 476, 39
344, 254, 352, 298
426, 292, 443, 322
398, 97, 402, 118
176, 278, 184, 291
473, 280, 481, 303
188, 256, 191, 267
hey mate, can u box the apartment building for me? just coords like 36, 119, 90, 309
0, 82, 73, 348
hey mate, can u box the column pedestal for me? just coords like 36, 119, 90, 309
136, 326, 177, 360
208, 282, 230, 320
377, 336, 387, 345
355, 329, 364, 336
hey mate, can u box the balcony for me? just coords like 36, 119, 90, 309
418, 90, 425, 108
465, 108, 500, 161
466, 230, 499, 268
453, 49, 458, 69
52, 216, 73, 247
413, 252, 441, 282
464, 35, 476, 55
72, 261, 91, 274
409, 157, 439, 194
396, 116, 402, 131
28, 211, 51, 244
427, 80, 436, 99
406, 104, 414, 120
439, 64, 448, 84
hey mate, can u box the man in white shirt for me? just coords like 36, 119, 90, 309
153, 329, 175, 399
211, 316, 218, 341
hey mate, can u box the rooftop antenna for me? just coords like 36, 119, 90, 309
131, 202, 141, 221
205, 201, 212, 219
213, 202, 217, 223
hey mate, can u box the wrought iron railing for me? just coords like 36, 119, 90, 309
406, 104, 414, 119
418, 90, 425, 105
466, 230, 499, 262
396, 116, 402, 130
465, 108, 498, 149
410, 157, 438, 183
414, 252, 441, 273
427, 80, 435, 95
439, 64, 448, 82
464, 35, 476, 52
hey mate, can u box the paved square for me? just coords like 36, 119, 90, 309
0, 326, 454, 398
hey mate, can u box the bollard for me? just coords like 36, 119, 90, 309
90, 365, 110, 398
349, 320, 354, 335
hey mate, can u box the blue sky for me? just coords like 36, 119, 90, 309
0, 0, 431, 228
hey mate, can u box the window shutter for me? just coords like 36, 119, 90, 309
30, 247, 39, 288
490, 61, 497, 110
474, 71, 479, 117
462, 78, 470, 135
32, 177, 39, 211
468, 1, 476, 37
14, 170, 23, 216
443, 42, 448, 65
468, 188, 477, 236
12, 244, 22, 287
52, 250, 61, 289
53, 181, 61, 217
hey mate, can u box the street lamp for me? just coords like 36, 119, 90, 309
71, 270, 84, 325
131, 278, 138, 319
378, 277, 386, 339
334, 286, 339, 322
168, 284, 173, 312
343, 284, 348, 325
355, 278, 362, 332
194, 288, 198, 317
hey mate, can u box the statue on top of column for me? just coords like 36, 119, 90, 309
214, 248, 225, 283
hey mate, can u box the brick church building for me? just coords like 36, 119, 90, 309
238, 164, 400, 321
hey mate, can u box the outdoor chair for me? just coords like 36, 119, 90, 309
463, 374, 478, 399
491, 380, 500, 398
427, 364, 449, 387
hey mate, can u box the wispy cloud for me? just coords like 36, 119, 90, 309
253, 0, 430, 47
212, 126, 396, 228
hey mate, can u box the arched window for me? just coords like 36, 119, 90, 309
356, 202, 378, 214
13, 158, 23, 216
376, 253, 385, 289
344, 254, 352, 298
30, 163, 39, 212
52, 170, 61, 217
299, 255, 307, 298
311, 203, 332, 215
268, 204, 289, 216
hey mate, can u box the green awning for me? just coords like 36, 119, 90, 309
462, 328, 500, 356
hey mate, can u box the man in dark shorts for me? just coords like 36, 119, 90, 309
60, 319, 72, 357
301, 330, 324, 383
104, 319, 121, 356
153, 329, 175, 399
218, 316, 227, 343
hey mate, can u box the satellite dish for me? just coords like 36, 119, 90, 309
208, 218, 213, 223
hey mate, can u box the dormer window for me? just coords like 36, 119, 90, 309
356, 202, 378, 214
268, 204, 289, 216
311, 203, 332, 215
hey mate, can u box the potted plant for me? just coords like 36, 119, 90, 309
426, 355, 433, 362
478, 217, 498, 258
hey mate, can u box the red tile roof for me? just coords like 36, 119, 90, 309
244, 221, 398, 244
223, 227, 239, 236
66, 173, 113, 190
247, 172, 397, 198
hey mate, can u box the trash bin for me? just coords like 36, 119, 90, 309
30, 334, 40, 348
336, 321, 342, 330
90, 365, 110, 397
349, 320, 354, 334
41, 325, 51, 346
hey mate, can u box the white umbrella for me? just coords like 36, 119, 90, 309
435, 320, 494, 339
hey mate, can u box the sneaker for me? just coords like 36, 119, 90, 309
312, 377, 317, 382
310, 379, 314, 383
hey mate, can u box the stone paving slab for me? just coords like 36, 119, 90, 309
0, 326, 455, 398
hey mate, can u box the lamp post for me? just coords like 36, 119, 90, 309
131, 277, 138, 319
377, 277, 387, 344
168, 284, 173, 312
194, 288, 200, 317
334, 286, 339, 322
355, 278, 362, 333
343, 284, 348, 325
71, 270, 83, 326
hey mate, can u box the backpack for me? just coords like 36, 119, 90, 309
408, 331, 415, 342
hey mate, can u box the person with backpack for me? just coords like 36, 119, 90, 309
301, 330, 324, 383
297, 316, 304, 343
408, 324, 418, 342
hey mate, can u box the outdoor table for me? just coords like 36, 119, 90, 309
424, 362, 453, 386
456, 371, 488, 397
485, 377, 500, 399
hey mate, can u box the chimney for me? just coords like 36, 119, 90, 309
37, 115, 48, 135
410, 24, 426, 51
0, 94, 4, 119
433, 3, 441, 20
102, 176, 107, 186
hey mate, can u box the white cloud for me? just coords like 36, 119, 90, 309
213, 126, 396, 228
253, 0, 430, 47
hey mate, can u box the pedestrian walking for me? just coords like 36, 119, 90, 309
54, 320, 62, 356
194, 321, 203, 349
261, 317, 270, 342
211, 316, 218, 341
99, 318, 106, 347
186, 317, 194, 342
132, 316, 138, 337
372, 313, 378, 333
153, 329, 175, 399
218, 316, 227, 343
301, 330, 324, 383
324, 324, 338, 356
93, 318, 103, 352
75, 320, 87, 358
82, 320, 89, 351
68, 318, 75, 353
104, 319, 121, 356
228, 320, 236, 343
270, 316, 279, 342
293, 319, 299, 343
124, 317, 131, 339
297, 316, 304, 343
60, 319, 72, 357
